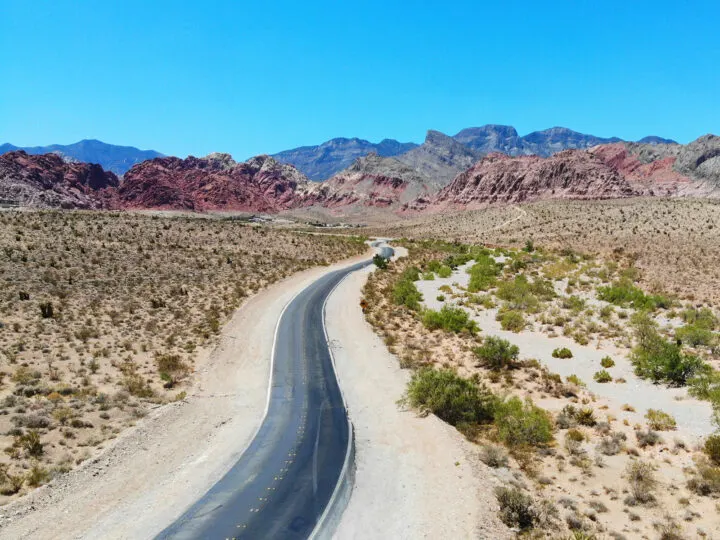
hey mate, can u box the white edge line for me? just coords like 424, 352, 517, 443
310, 243, 385, 539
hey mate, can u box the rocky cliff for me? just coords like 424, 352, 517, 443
117, 153, 311, 212
414, 150, 636, 210
0, 151, 119, 209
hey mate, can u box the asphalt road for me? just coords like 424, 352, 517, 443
157, 244, 393, 540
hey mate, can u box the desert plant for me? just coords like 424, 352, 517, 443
552, 347, 573, 359
600, 356, 615, 368
474, 337, 519, 371
704, 434, 720, 465
495, 486, 538, 530
596, 431, 627, 455
404, 368, 496, 426
676, 324, 716, 348
392, 268, 423, 310
39, 301, 54, 319
636, 429, 662, 448
687, 457, 720, 496
18, 430, 43, 457
467, 255, 501, 292
372, 254, 389, 270
598, 279, 671, 310
422, 305, 478, 334
156, 353, 188, 388
25, 462, 50, 487
575, 407, 596, 427
493, 396, 554, 447
496, 309, 526, 332
626, 461, 657, 504
645, 409, 677, 431
437, 265, 452, 278
593, 370, 612, 383
479, 444, 509, 468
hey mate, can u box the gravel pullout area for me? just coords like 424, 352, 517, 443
0, 251, 373, 540
327, 264, 512, 539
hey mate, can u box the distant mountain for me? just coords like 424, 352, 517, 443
637, 136, 678, 145
452, 125, 623, 157
0, 139, 163, 175
271, 137, 418, 181
395, 130, 482, 186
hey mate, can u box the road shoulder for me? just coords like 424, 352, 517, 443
326, 266, 512, 539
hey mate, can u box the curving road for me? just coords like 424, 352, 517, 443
157, 243, 393, 540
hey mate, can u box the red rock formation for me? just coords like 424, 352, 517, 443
590, 143, 692, 195
116, 153, 310, 212
0, 151, 118, 209
414, 150, 636, 210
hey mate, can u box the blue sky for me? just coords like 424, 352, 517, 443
1, 0, 718, 159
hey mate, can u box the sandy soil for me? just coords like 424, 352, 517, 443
0, 250, 372, 540
327, 257, 512, 539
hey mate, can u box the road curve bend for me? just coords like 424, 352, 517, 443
157, 243, 393, 540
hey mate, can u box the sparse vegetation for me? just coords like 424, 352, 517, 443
593, 370, 612, 383
645, 409, 677, 431
552, 347, 573, 359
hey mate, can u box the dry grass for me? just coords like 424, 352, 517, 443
0, 210, 366, 500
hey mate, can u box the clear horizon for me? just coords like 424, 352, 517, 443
1, 0, 718, 160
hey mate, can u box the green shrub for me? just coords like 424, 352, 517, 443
467, 255, 501, 292
437, 265, 452, 278
676, 324, 716, 348
566, 374, 586, 387
681, 307, 718, 330
552, 347, 573, 359
593, 370, 612, 383
422, 272, 435, 280
688, 459, 720, 496
626, 461, 657, 504
576, 407, 596, 427
600, 356, 615, 368
496, 275, 554, 313
405, 368, 496, 426
392, 269, 423, 310
496, 310, 526, 332
645, 409, 677, 431
597, 279, 671, 310
562, 295, 586, 312
422, 305, 478, 334
495, 486, 538, 530
493, 397, 554, 447
436, 295, 445, 302
473, 336, 519, 370
372, 254, 388, 269
631, 312, 707, 385
704, 434, 720, 465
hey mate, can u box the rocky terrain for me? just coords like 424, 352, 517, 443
0, 140, 162, 176
411, 150, 636, 210
0, 151, 118, 209
300, 153, 436, 209
272, 137, 417, 181
116, 153, 311, 212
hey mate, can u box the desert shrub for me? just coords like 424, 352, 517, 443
123, 374, 154, 398
392, 268, 423, 310
562, 295, 586, 312
681, 307, 718, 330
496, 309, 526, 332
675, 324, 716, 348
436, 295, 445, 302
422, 271, 435, 280
156, 354, 188, 388
18, 430, 43, 457
704, 434, 720, 465
405, 368, 496, 426
600, 356, 615, 368
566, 428, 585, 442
593, 370, 612, 383
473, 336, 519, 370
479, 444, 509, 468
576, 407, 596, 427
496, 275, 554, 313
422, 305, 478, 334
566, 374, 586, 387
495, 486, 538, 530
552, 347, 573, 359
11, 414, 51, 429
636, 429, 662, 448
467, 255, 501, 292
687, 458, 720, 496
493, 397, 554, 447
596, 431, 627, 455
26, 462, 50, 487
626, 461, 657, 504
437, 265, 452, 278
645, 409, 677, 431
0, 464, 24, 495
598, 279, 671, 310
372, 254, 388, 270
631, 312, 706, 385
39, 301, 54, 319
